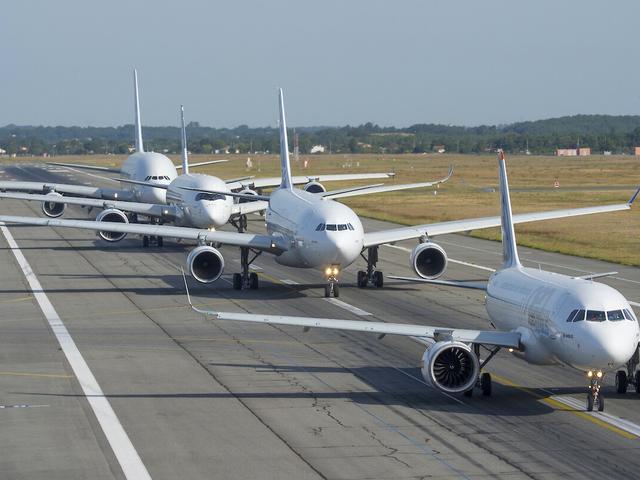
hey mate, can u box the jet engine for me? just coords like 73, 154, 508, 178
96, 208, 129, 242
238, 189, 259, 203
302, 181, 326, 193
41, 192, 66, 218
421, 341, 479, 393
187, 245, 225, 283
411, 242, 448, 279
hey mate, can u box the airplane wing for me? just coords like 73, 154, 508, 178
362, 190, 639, 248
185, 287, 520, 348
0, 215, 287, 253
176, 159, 228, 170
231, 200, 269, 215
323, 177, 451, 200
117, 178, 169, 189
230, 172, 396, 190
47, 162, 121, 174
0, 192, 178, 220
0, 180, 134, 201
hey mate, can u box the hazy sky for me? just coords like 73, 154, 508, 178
2, 1, 638, 128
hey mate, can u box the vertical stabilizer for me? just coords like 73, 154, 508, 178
180, 105, 189, 174
133, 69, 144, 152
497, 150, 521, 268
278, 88, 293, 190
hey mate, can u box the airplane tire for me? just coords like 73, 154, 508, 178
374, 271, 384, 288
586, 393, 594, 412
232, 273, 242, 290
635, 371, 640, 393
480, 372, 492, 396
249, 272, 259, 290
616, 370, 628, 394
324, 285, 330, 297
333, 284, 339, 298
157, 236, 164, 248
142, 236, 150, 248
357, 271, 367, 288
597, 394, 605, 412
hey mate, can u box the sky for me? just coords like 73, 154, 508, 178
2, 0, 639, 128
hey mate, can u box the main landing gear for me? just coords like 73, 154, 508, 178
230, 214, 248, 233
142, 235, 163, 248
463, 344, 501, 398
587, 370, 605, 412
232, 246, 261, 290
357, 246, 383, 288
614, 344, 640, 395
324, 265, 340, 298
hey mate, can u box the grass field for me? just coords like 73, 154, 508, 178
6, 153, 639, 265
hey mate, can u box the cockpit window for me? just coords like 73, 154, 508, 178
347, 223, 354, 231
338, 224, 347, 231
195, 192, 225, 201
586, 310, 606, 322
566, 309, 578, 322
572, 309, 585, 322
326, 224, 337, 231
316, 223, 325, 231
164, 176, 170, 180
145, 176, 151, 181
624, 309, 636, 321
607, 310, 625, 321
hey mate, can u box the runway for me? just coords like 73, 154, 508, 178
1, 163, 639, 479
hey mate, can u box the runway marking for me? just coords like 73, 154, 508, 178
58, 165, 118, 184
492, 373, 638, 440
0, 371, 73, 379
0, 404, 49, 409
383, 244, 496, 272
280, 279, 299, 285
323, 298, 372, 316
0, 224, 152, 480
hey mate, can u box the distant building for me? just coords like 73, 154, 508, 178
0, 148, 6, 155
310, 145, 325, 154
635, 147, 640, 156
556, 147, 591, 156
433, 144, 446, 154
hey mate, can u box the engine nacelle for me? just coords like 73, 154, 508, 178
96, 208, 128, 242
421, 341, 479, 394
510, 327, 555, 365
238, 189, 259, 203
411, 242, 448, 279
303, 181, 326, 193
187, 245, 225, 284
41, 192, 65, 218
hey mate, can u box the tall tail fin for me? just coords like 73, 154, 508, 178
278, 88, 293, 190
180, 105, 189, 174
133, 69, 144, 152
497, 150, 521, 268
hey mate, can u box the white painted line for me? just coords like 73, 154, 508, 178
550, 394, 640, 437
60, 165, 118, 184
0, 224, 152, 480
324, 298, 372, 316
248, 264, 263, 271
383, 244, 411, 253
383, 244, 496, 272
281, 279, 299, 285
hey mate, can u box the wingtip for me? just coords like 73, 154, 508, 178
629, 186, 640, 206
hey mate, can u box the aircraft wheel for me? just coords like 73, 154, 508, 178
333, 283, 340, 298
232, 273, 242, 290
635, 371, 640, 393
357, 271, 367, 288
157, 236, 164, 248
142, 235, 150, 248
373, 271, 384, 288
597, 394, 605, 412
249, 272, 259, 290
586, 393, 594, 412
324, 285, 331, 298
615, 370, 628, 394
463, 389, 473, 398
480, 372, 492, 396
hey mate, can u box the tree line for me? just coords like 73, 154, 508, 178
3, 114, 640, 156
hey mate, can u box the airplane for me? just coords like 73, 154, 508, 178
182, 150, 640, 412
0, 89, 637, 297
0, 69, 226, 217
0, 105, 452, 247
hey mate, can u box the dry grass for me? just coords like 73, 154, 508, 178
6, 153, 639, 265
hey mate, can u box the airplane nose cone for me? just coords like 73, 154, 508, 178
586, 322, 639, 368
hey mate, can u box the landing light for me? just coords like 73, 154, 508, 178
596, 371, 603, 378
332, 267, 339, 276
325, 267, 332, 276
587, 371, 593, 378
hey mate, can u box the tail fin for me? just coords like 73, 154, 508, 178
497, 150, 521, 268
278, 88, 293, 190
133, 69, 144, 152
180, 105, 189, 174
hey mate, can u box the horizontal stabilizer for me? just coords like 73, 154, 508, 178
575, 271, 618, 281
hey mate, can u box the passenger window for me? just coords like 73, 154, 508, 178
315, 223, 325, 231
607, 310, 625, 321
338, 224, 347, 231
586, 310, 606, 322
573, 309, 585, 322
326, 224, 337, 231
566, 309, 578, 322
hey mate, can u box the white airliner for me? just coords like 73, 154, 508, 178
0, 69, 225, 216
0, 105, 450, 247
182, 150, 640, 412
0, 90, 636, 297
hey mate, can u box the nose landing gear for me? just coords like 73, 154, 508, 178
586, 370, 605, 412
324, 265, 340, 297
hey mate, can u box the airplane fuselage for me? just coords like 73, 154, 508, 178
166, 174, 233, 228
266, 188, 364, 269
120, 152, 177, 204
486, 266, 639, 372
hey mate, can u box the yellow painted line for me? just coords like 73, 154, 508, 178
0, 295, 33, 304
0, 371, 73, 379
491, 373, 637, 440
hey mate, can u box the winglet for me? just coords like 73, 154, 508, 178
278, 88, 293, 190
133, 69, 144, 153
628, 186, 640, 206
497, 150, 521, 268
180, 105, 189, 174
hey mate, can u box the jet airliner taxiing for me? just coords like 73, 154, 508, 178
0, 90, 636, 298
183, 150, 640, 412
